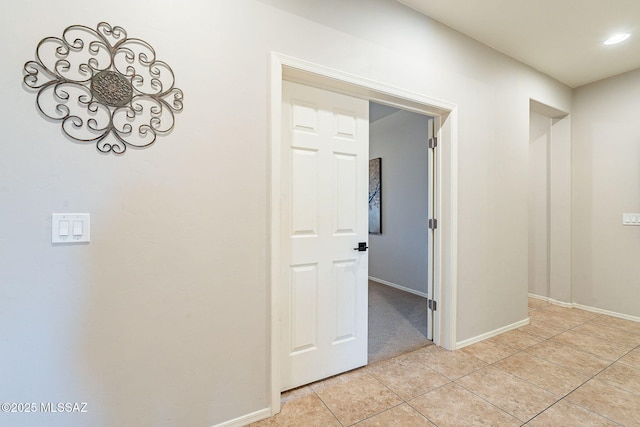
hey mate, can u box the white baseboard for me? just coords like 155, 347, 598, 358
211, 408, 272, 427
573, 303, 640, 323
455, 318, 530, 350
528, 293, 572, 307
457, 295, 640, 351
369, 276, 428, 298
528, 293, 640, 323
549, 298, 573, 308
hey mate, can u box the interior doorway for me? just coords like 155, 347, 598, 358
368, 102, 433, 363
270, 52, 458, 414
528, 100, 571, 303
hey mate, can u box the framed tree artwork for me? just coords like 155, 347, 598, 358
369, 157, 382, 234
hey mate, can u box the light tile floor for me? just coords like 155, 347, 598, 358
251, 298, 640, 426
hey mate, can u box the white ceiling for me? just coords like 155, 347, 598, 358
396, 0, 640, 88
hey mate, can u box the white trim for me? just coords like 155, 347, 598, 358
549, 298, 573, 308
528, 293, 573, 308
211, 408, 272, 427
455, 318, 531, 350
528, 293, 640, 323
269, 53, 284, 416
442, 107, 458, 351
369, 276, 428, 298
280, 57, 456, 116
574, 303, 640, 323
269, 51, 458, 414
457, 296, 640, 351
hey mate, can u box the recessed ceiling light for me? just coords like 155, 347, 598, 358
604, 33, 631, 45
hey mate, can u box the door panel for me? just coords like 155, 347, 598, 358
333, 260, 358, 343
281, 81, 369, 391
291, 148, 319, 236
289, 264, 318, 354
334, 153, 358, 233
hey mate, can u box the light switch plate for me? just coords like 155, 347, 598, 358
52, 213, 90, 243
622, 213, 640, 226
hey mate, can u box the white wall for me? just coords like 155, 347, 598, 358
549, 114, 572, 303
0, 0, 572, 425
573, 69, 640, 317
528, 111, 550, 297
369, 109, 430, 295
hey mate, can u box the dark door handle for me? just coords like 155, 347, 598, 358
353, 242, 368, 252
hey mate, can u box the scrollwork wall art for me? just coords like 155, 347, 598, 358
23, 22, 184, 154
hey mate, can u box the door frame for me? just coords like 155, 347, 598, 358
269, 52, 459, 414
528, 99, 571, 304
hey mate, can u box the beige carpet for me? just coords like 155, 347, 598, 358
368, 280, 432, 363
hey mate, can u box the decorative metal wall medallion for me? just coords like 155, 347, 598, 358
23, 22, 184, 154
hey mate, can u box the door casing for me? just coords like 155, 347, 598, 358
269, 52, 459, 414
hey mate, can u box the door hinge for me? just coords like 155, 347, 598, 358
428, 137, 438, 149
428, 218, 438, 230
428, 299, 437, 311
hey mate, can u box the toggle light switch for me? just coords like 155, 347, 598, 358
72, 221, 83, 236
59, 220, 70, 236
52, 213, 90, 243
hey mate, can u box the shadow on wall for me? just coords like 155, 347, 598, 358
256, 0, 426, 49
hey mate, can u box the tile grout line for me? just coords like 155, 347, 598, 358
343, 402, 408, 427
317, 370, 408, 426
265, 302, 639, 427
366, 306, 639, 425
364, 355, 468, 426
398, 345, 531, 423
513, 303, 640, 424
518, 351, 630, 427
496, 322, 640, 424
562, 341, 640, 426
405, 304, 639, 425
358, 303, 637, 424
450, 343, 552, 424
404, 381, 456, 426
309, 385, 345, 427
444, 317, 613, 425
360, 370, 406, 424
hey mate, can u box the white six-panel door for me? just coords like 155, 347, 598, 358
280, 81, 369, 391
